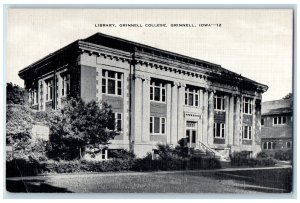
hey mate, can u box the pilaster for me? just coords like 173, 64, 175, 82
228, 95, 235, 145
177, 82, 186, 141
166, 83, 172, 144
198, 89, 204, 143
133, 75, 143, 143
171, 83, 178, 146
202, 90, 208, 145
234, 96, 241, 146
142, 76, 151, 142
207, 90, 214, 146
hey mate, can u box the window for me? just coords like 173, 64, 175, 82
273, 116, 287, 125
214, 95, 225, 111
29, 88, 38, 105
263, 141, 276, 150
61, 73, 70, 97
214, 123, 225, 138
185, 87, 199, 107
261, 118, 265, 126
286, 141, 291, 148
45, 79, 53, 101
243, 125, 252, 140
150, 116, 166, 134
114, 113, 122, 132
150, 81, 166, 102
102, 70, 122, 96
243, 97, 253, 114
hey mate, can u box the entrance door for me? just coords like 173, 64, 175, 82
186, 121, 197, 148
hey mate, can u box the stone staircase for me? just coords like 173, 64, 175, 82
194, 142, 231, 162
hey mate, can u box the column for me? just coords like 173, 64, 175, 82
133, 76, 143, 143
198, 89, 204, 144
123, 72, 129, 141
202, 90, 208, 145
228, 95, 234, 145
170, 83, 178, 146
234, 96, 241, 146
177, 83, 185, 141
142, 77, 150, 142
96, 67, 102, 103
252, 98, 256, 147
166, 83, 172, 144
225, 95, 230, 145
207, 90, 214, 146
38, 79, 42, 111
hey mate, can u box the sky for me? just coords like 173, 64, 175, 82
6, 9, 293, 102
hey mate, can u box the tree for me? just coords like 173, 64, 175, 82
47, 98, 117, 160
6, 83, 26, 105
282, 93, 292, 100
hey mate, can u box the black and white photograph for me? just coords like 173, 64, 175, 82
4, 6, 294, 196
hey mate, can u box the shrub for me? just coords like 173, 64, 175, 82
108, 149, 135, 159
274, 150, 292, 161
231, 156, 277, 167
256, 151, 269, 159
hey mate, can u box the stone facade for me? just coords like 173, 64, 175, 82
19, 33, 268, 158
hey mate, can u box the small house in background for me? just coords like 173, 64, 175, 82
261, 98, 293, 154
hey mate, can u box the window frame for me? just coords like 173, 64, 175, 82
150, 81, 166, 103
45, 78, 53, 102
114, 112, 123, 132
243, 97, 253, 115
150, 116, 166, 135
263, 141, 276, 150
261, 118, 265, 126
185, 87, 199, 107
214, 95, 225, 111
61, 73, 70, 97
214, 123, 225, 139
102, 69, 123, 96
273, 116, 287, 125
243, 125, 252, 140
29, 88, 38, 106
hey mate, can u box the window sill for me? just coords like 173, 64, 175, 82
150, 100, 167, 104
214, 109, 226, 112
243, 113, 253, 115
150, 133, 166, 136
102, 93, 123, 97
185, 105, 199, 108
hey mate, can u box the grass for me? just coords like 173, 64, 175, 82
6, 168, 292, 193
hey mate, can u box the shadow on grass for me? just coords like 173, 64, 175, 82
182, 168, 292, 193
6, 179, 72, 193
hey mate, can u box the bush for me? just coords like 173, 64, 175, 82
256, 151, 269, 159
231, 156, 277, 167
45, 158, 134, 173
274, 150, 292, 161
108, 149, 135, 159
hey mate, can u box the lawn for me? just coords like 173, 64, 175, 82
6, 168, 292, 193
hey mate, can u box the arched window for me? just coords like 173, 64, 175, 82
263, 142, 267, 149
